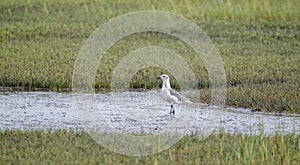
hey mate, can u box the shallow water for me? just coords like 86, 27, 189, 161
0, 91, 299, 136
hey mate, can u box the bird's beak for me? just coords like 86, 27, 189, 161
157, 77, 161, 79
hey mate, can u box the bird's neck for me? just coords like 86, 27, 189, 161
163, 80, 171, 89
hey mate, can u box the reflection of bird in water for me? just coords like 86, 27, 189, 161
157, 74, 192, 115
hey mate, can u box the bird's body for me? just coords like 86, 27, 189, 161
157, 74, 192, 114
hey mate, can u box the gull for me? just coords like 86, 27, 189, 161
157, 74, 192, 115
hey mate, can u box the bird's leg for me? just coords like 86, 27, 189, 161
170, 105, 175, 115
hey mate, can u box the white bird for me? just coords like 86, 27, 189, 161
157, 74, 192, 115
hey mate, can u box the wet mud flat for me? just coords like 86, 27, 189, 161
0, 91, 299, 136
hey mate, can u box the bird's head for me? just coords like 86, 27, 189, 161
157, 74, 171, 89
157, 74, 169, 81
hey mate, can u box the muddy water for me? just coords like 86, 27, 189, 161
0, 91, 299, 136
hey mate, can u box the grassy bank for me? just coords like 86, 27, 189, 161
0, 0, 299, 113
0, 130, 299, 164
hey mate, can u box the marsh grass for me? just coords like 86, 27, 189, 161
0, 0, 299, 113
0, 130, 299, 164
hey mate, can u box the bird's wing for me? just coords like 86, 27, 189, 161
168, 88, 193, 103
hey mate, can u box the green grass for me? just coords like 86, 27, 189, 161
0, 0, 299, 113
0, 130, 299, 164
